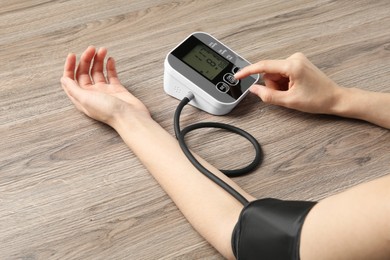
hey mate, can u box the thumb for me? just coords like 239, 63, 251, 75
61, 77, 83, 101
249, 84, 289, 106
61, 77, 87, 114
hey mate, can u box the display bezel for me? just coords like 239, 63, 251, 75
172, 35, 234, 85
172, 36, 233, 84
181, 43, 229, 81
168, 33, 258, 102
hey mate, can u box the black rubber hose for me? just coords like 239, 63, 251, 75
173, 96, 263, 206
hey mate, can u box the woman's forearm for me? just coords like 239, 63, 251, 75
112, 113, 253, 259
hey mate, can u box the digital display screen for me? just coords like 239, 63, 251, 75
182, 43, 229, 81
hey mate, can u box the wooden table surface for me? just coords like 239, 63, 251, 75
1, 0, 389, 259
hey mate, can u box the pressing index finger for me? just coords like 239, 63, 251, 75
234, 60, 290, 79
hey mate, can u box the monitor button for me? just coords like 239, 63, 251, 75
223, 73, 239, 86
232, 66, 240, 74
216, 82, 230, 93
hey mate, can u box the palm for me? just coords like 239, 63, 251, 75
92, 82, 149, 115
93, 81, 134, 103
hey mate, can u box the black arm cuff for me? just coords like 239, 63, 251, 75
232, 198, 317, 260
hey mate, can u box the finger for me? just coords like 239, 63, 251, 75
76, 46, 96, 87
249, 84, 289, 106
106, 57, 121, 85
91, 47, 108, 84
61, 77, 88, 114
263, 73, 289, 91
62, 78, 95, 118
235, 60, 290, 79
63, 53, 76, 79
263, 76, 280, 91
61, 77, 85, 105
64, 87, 85, 113
262, 73, 284, 81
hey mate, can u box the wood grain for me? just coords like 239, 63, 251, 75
1, 0, 389, 259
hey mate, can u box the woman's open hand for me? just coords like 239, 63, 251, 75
61, 46, 150, 128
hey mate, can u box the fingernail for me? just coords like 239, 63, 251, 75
108, 57, 115, 65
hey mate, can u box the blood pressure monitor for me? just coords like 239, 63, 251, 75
166, 33, 264, 206
164, 32, 259, 115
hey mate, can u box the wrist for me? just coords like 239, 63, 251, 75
330, 86, 372, 121
110, 108, 155, 136
328, 87, 390, 129
328, 85, 354, 117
